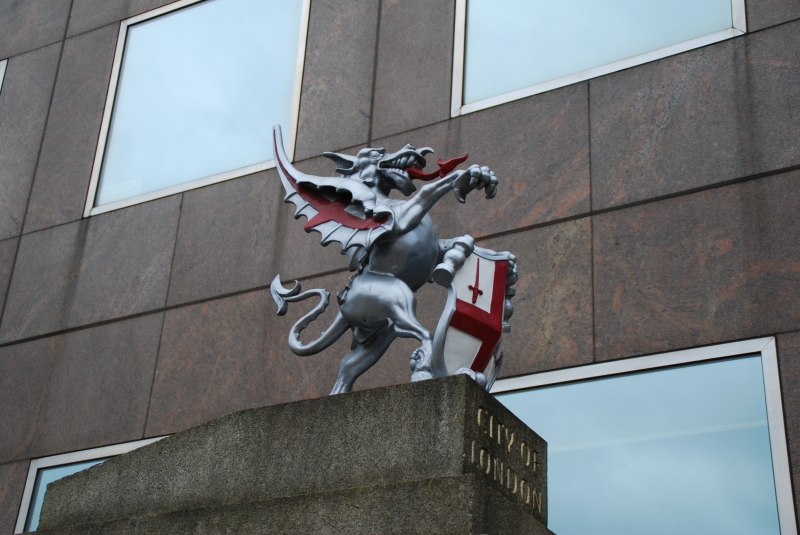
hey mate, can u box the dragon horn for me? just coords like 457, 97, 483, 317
273, 125, 323, 187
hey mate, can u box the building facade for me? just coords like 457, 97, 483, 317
1, 0, 799, 533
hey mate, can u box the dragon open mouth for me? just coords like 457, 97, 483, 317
376, 145, 433, 194
380, 153, 427, 173
379, 145, 468, 182
378, 148, 430, 179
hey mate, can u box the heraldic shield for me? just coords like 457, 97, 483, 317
430, 247, 516, 391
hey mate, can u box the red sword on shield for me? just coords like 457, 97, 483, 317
468, 258, 483, 304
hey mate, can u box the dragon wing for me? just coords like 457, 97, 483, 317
273, 125, 394, 254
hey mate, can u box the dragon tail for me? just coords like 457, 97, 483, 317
270, 275, 349, 356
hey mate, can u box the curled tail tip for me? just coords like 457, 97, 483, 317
271, 274, 300, 316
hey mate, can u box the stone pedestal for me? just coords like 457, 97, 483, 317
38, 375, 553, 534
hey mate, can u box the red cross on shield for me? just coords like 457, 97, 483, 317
431, 249, 509, 389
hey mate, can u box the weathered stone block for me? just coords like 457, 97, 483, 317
39, 376, 550, 534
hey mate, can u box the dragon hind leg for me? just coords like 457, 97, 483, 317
331, 325, 397, 395
392, 312, 435, 382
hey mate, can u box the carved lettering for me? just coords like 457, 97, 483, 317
472, 408, 543, 512
477, 409, 489, 435
493, 457, 504, 485
496, 419, 504, 445
532, 488, 543, 513
479, 448, 492, 475
506, 466, 518, 494
520, 442, 531, 467
520, 479, 531, 504
518, 479, 542, 513
505, 427, 515, 453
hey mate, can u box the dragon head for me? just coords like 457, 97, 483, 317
323, 145, 434, 196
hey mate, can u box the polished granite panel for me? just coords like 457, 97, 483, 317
374, 83, 591, 239
1, 196, 180, 342
0, 314, 163, 463
0, 0, 70, 59
370, 0, 455, 139
0, 238, 18, 321
294, 0, 379, 160
594, 171, 800, 360
23, 24, 119, 233
592, 24, 800, 209
486, 219, 594, 377
23, 314, 163, 459
67, 0, 177, 37
0, 43, 62, 241
0, 461, 28, 535
747, 0, 800, 31
777, 331, 800, 519
147, 273, 350, 436
0, 338, 53, 464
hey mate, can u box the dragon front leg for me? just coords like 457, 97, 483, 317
390, 165, 499, 237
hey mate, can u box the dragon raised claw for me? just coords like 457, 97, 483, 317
271, 125, 517, 395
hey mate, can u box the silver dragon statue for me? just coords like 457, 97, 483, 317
270, 125, 517, 395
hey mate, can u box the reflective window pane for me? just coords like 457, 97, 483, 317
0, 60, 7, 94
96, 0, 304, 206
24, 459, 107, 532
464, 0, 734, 104
497, 356, 780, 535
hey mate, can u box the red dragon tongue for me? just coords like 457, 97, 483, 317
406, 153, 469, 181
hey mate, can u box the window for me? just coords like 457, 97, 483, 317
452, 0, 746, 116
84, 0, 310, 216
14, 438, 164, 533
492, 338, 796, 535
0, 59, 7, 94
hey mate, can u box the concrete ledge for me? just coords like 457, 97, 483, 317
39, 375, 548, 533
37, 475, 554, 535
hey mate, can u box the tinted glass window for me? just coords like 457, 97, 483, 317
464, 0, 734, 104
95, 0, 303, 206
497, 356, 780, 535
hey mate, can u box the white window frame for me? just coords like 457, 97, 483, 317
83, 0, 312, 217
491, 337, 797, 535
14, 437, 166, 533
0, 59, 8, 94
451, 0, 747, 117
